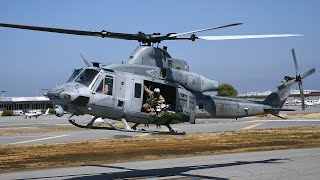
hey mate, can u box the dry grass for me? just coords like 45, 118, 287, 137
281, 113, 320, 119
1, 126, 320, 173
253, 113, 320, 119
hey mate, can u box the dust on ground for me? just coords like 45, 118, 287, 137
0, 126, 319, 173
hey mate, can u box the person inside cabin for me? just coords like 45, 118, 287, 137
143, 85, 165, 116
103, 84, 109, 94
96, 76, 113, 95
104, 77, 113, 95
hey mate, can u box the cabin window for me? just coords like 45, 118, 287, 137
160, 68, 167, 78
134, 83, 142, 98
168, 59, 172, 68
96, 76, 113, 95
198, 103, 204, 109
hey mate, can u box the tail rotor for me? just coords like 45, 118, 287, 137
291, 48, 315, 110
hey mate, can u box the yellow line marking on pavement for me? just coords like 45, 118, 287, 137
241, 123, 264, 130
8, 134, 72, 145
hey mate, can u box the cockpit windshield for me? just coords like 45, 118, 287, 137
74, 68, 99, 87
67, 68, 83, 83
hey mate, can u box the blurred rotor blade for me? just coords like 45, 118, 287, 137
298, 82, 305, 111
197, 34, 303, 40
0, 23, 138, 40
291, 48, 300, 76
169, 23, 243, 37
300, 68, 316, 79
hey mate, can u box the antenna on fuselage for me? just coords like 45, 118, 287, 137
80, 53, 91, 67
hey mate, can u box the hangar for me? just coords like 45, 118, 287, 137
0, 96, 52, 114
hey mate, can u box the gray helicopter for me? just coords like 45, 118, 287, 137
0, 22, 315, 134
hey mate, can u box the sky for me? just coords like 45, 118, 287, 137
0, 0, 319, 97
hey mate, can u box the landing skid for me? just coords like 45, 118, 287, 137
270, 113, 288, 119
68, 119, 115, 130
68, 119, 186, 135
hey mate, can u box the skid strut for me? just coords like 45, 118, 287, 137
68, 115, 185, 135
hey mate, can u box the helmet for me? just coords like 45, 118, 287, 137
154, 88, 160, 93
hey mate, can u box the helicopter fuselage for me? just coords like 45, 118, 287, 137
46, 46, 275, 126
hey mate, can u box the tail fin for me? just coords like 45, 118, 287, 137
263, 80, 292, 108
44, 108, 50, 115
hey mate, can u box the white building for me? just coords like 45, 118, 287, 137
0, 96, 52, 113
238, 89, 320, 102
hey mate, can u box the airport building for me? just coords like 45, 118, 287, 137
0, 96, 53, 114
238, 89, 320, 105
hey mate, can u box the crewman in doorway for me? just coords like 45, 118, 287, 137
143, 85, 165, 116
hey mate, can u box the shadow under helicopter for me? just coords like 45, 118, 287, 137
19, 158, 289, 180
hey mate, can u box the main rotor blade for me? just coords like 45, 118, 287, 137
0, 23, 100, 36
168, 23, 243, 37
197, 34, 303, 40
300, 68, 316, 79
0, 23, 138, 40
291, 48, 300, 76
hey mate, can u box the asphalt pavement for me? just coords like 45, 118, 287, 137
1, 115, 320, 145
1, 147, 319, 179
1, 114, 320, 179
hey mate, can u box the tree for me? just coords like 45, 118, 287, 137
1, 110, 14, 116
217, 83, 238, 97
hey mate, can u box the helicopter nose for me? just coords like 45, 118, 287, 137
59, 90, 79, 103
46, 88, 63, 100
59, 91, 71, 102
59, 89, 90, 107
46, 83, 90, 108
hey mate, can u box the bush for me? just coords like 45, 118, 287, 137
2, 110, 14, 116
217, 83, 238, 97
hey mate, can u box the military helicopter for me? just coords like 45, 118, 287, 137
0, 22, 315, 134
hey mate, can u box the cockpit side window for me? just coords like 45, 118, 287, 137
74, 69, 99, 87
96, 76, 113, 95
